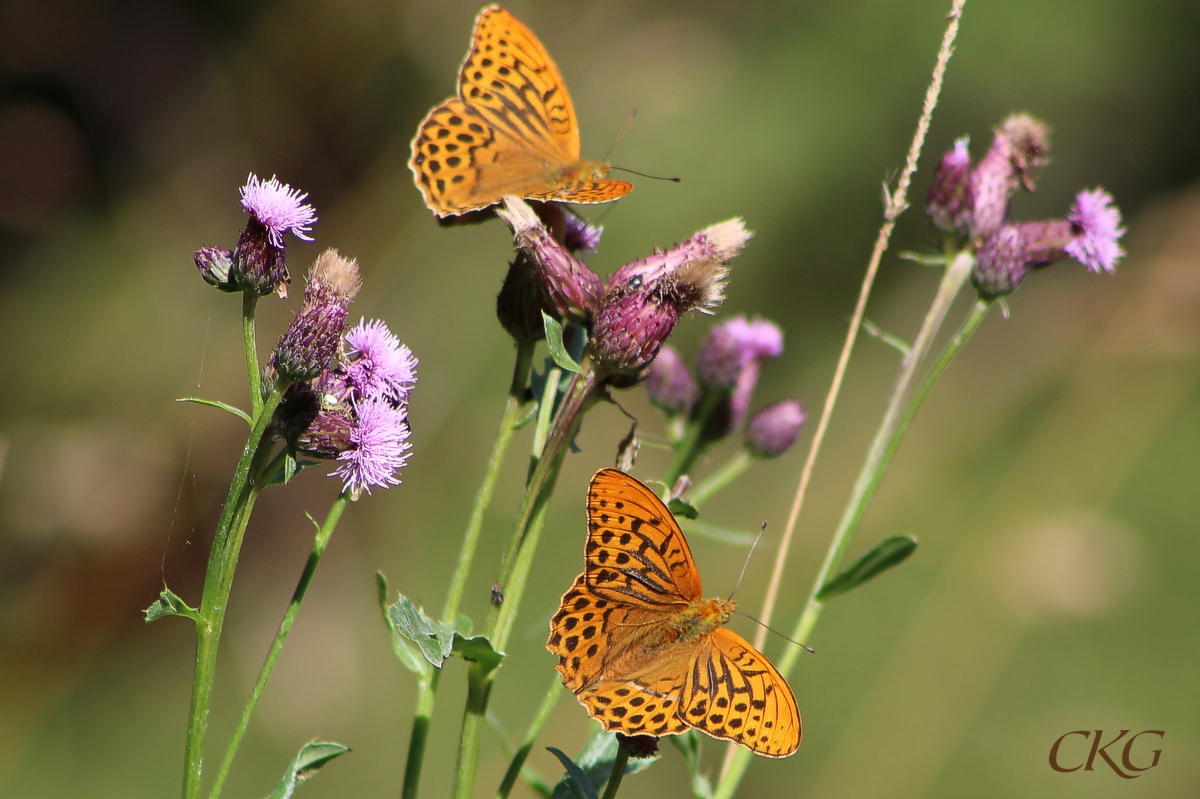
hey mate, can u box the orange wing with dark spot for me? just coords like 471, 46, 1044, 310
585, 468, 703, 607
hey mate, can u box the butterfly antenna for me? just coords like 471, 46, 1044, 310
609, 166, 682, 183
603, 108, 638, 163
728, 522, 768, 601
732, 611, 816, 653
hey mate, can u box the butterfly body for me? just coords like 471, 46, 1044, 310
409, 6, 632, 218
548, 469, 801, 757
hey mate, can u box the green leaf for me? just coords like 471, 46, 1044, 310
817, 535, 918, 600
451, 634, 504, 676
550, 730, 657, 799
176, 397, 252, 425
513, 401, 540, 430
862, 319, 911, 358
144, 587, 200, 624
377, 574, 430, 677
265, 740, 349, 799
546, 747, 599, 799
668, 497, 699, 520
542, 311, 582, 373
898, 250, 951, 266
387, 595, 458, 669
262, 455, 321, 487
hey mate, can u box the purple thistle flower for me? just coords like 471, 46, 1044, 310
1065, 188, 1125, 273
695, 316, 783, 390
334, 398, 412, 497
563, 213, 603, 254
240, 173, 317, 247
344, 318, 418, 404
645, 346, 697, 416
746, 399, 807, 458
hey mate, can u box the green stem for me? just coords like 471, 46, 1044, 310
688, 450, 753, 507
713, 252, 976, 799
453, 364, 600, 799
663, 391, 722, 488
400, 342, 534, 799
242, 293, 262, 419
207, 492, 350, 799
495, 677, 564, 799
182, 386, 282, 799
600, 749, 630, 799
444, 342, 536, 622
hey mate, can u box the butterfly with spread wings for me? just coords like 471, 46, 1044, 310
409, 5, 632, 218
547, 468, 801, 757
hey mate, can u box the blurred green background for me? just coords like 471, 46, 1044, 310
2, 0, 1199, 797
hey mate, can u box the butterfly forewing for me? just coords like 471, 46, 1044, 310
585, 468, 703, 606
680, 628, 801, 757
458, 6, 578, 161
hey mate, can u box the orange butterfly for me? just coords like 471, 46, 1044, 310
547, 468, 801, 757
409, 5, 633, 218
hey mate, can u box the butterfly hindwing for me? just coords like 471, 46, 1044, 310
585, 468, 703, 607
578, 672, 692, 738
679, 628, 801, 758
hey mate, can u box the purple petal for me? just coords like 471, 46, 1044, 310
240, 173, 318, 247
1065, 188, 1125, 273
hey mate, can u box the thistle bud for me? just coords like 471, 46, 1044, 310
497, 197, 604, 322
972, 225, 1029, 299
926, 137, 973, 236
496, 254, 550, 344
194, 246, 237, 291
1017, 219, 1074, 268
230, 174, 317, 297
969, 114, 1050, 240
644, 346, 697, 416
616, 733, 660, 759
591, 287, 682, 375
746, 400, 807, 458
272, 249, 361, 384
296, 409, 356, 459
606, 218, 749, 301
